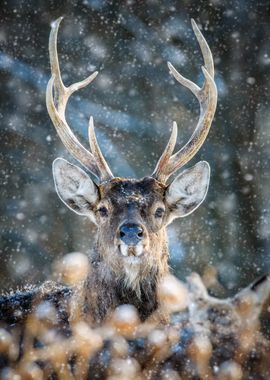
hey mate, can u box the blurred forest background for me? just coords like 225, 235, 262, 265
0, 0, 270, 296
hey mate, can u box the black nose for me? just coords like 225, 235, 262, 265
119, 223, 144, 246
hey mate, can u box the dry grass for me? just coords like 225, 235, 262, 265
0, 253, 270, 380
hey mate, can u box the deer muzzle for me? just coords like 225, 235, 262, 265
118, 223, 145, 258
119, 223, 144, 245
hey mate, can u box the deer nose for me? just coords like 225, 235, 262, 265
119, 223, 144, 246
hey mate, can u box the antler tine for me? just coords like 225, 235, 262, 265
152, 19, 217, 183
88, 116, 114, 178
151, 122, 178, 180
46, 17, 113, 182
191, 19, 214, 78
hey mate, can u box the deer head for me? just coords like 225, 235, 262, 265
46, 18, 217, 285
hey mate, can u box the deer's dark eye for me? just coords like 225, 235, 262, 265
97, 206, 108, 217
155, 207, 165, 218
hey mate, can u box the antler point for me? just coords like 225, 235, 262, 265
201, 66, 211, 79
51, 17, 63, 29
167, 61, 173, 70
191, 18, 198, 30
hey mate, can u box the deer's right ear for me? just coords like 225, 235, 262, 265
52, 158, 99, 222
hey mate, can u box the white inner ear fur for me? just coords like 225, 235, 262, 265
52, 158, 98, 221
166, 161, 210, 222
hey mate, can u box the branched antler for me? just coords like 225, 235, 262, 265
46, 17, 113, 182
152, 19, 218, 183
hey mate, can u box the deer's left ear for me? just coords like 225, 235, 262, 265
165, 161, 210, 222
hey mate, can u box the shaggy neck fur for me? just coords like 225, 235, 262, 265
84, 228, 169, 322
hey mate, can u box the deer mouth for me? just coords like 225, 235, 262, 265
118, 243, 144, 259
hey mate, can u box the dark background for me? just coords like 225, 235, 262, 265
1, 0, 270, 296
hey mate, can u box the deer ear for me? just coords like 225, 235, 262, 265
165, 161, 210, 222
52, 158, 99, 220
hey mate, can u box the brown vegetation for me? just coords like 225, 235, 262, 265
0, 252, 269, 379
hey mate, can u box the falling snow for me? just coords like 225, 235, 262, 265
0, 0, 270, 322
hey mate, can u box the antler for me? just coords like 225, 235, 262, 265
152, 19, 218, 183
46, 17, 113, 182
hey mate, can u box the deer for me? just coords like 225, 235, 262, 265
45, 17, 217, 324
1, 18, 270, 380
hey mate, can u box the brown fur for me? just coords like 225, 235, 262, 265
52, 159, 210, 323
80, 177, 170, 322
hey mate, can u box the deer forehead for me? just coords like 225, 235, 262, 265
99, 177, 166, 207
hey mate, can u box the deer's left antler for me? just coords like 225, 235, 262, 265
152, 19, 218, 183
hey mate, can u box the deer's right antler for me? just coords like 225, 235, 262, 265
46, 17, 113, 182
152, 19, 218, 183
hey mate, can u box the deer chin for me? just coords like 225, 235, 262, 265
118, 242, 144, 260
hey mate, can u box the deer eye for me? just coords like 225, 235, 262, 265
97, 206, 108, 217
155, 207, 165, 218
